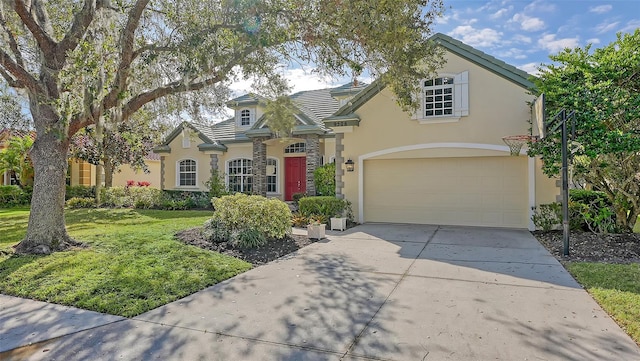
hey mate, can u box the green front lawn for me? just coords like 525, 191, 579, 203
0, 208, 251, 317
567, 262, 640, 345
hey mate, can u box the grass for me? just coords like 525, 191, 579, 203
0, 208, 251, 317
566, 262, 640, 345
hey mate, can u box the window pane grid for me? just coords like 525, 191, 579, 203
227, 158, 253, 193
284, 142, 306, 153
424, 77, 454, 117
240, 109, 251, 126
178, 160, 196, 186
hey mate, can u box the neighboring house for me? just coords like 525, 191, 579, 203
157, 33, 558, 230
67, 154, 161, 188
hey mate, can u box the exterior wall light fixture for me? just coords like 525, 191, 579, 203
345, 158, 355, 172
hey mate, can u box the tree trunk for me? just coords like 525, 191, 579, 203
14, 105, 81, 254
104, 160, 114, 188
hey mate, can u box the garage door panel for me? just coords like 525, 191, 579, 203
364, 157, 528, 228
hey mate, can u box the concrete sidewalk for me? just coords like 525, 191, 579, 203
1, 224, 639, 360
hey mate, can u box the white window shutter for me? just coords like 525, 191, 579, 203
454, 71, 469, 117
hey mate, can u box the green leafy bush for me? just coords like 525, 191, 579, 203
65, 185, 95, 200
202, 219, 230, 243
128, 187, 163, 209
162, 190, 211, 209
314, 163, 336, 196
101, 186, 163, 209
291, 212, 309, 227
0, 185, 30, 206
210, 193, 291, 246
298, 196, 346, 221
532, 202, 562, 231
66, 197, 96, 209
569, 189, 618, 233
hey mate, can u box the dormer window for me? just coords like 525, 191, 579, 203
240, 109, 251, 126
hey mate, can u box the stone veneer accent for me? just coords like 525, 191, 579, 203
334, 133, 345, 199
304, 134, 320, 196
252, 137, 268, 196
160, 156, 165, 190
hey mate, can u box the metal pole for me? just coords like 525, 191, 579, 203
561, 110, 570, 256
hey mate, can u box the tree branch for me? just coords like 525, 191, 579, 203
0, 9, 25, 67
101, 0, 150, 109
56, 0, 100, 62
0, 49, 40, 92
12, 0, 56, 57
0, 67, 22, 88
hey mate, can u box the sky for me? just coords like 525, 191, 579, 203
257, 0, 639, 95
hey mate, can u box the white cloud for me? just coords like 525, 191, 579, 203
620, 19, 640, 33
589, 5, 613, 14
586, 38, 601, 45
518, 62, 541, 75
512, 13, 546, 31
538, 34, 580, 53
448, 26, 503, 47
512, 34, 533, 44
524, 0, 557, 13
497, 48, 528, 60
490, 7, 512, 20
595, 20, 620, 34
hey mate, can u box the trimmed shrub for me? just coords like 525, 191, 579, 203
210, 193, 291, 246
65, 185, 95, 200
162, 190, 212, 209
298, 196, 346, 221
101, 186, 163, 209
292, 192, 307, 205
0, 185, 30, 206
129, 187, 163, 209
532, 202, 562, 231
66, 197, 96, 209
313, 163, 336, 196
204, 170, 229, 199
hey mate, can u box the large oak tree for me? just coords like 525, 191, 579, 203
1, 0, 445, 254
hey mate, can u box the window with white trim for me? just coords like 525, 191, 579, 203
178, 159, 197, 187
284, 142, 306, 153
418, 71, 469, 121
227, 158, 253, 193
266, 158, 277, 193
240, 109, 251, 126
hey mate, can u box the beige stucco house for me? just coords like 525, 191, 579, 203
156, 33, 558, 230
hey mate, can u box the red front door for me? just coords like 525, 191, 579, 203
285, 157, 306, 201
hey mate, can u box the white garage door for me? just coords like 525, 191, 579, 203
364, 157, 528, 228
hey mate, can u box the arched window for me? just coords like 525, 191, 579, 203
240, 109, 252, 126
284, 142, 306, 154
267, 158, 277, 193
227, 158, 253, 193
178, 159, 197, 187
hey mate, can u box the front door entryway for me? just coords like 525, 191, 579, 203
285, 157, 306, 200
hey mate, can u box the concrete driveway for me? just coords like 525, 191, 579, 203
2, 224, 639, 360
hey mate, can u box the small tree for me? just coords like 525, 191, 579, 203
529, 30, 640, 231
314, 162, 336, 196
0, 135, 34, 187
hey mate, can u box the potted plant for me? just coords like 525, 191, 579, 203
330, 211, 347, 231
307, 219, 326, 239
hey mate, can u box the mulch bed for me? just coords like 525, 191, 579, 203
533, 230, 640, 264
175, 227, 317, 265
176, 226, 640, 266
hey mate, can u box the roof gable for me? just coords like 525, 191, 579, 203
332, 33, 533, 117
